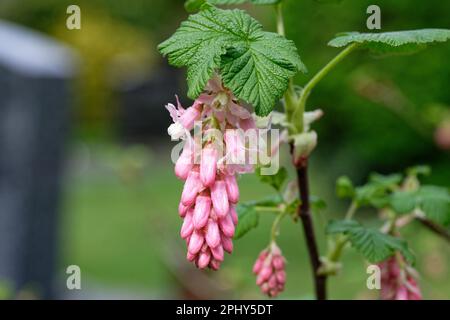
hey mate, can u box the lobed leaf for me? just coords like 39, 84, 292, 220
159, 6, 305, 116
388, 186, 450, 226
327, 220, 415, 263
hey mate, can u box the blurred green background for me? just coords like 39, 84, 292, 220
0, 0, 448, 299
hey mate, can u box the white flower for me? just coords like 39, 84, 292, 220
168, 122, 185, 140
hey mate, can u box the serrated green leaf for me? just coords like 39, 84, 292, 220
328, 29, 450, 55
159, 7, 305, 116
185, 0, 280, 12
388, 186, 450, 225
235, 203, 260, 239
256, 166, 288, 191
327, 220, 415, 263
336, 176, 354, 198
417, 186, 450, 226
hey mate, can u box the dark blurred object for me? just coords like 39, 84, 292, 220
116, 65, 184, 144
0, 20, 76, 298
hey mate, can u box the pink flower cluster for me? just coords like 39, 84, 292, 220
379, 256, 422, 300
166, 77, 257, 270
253, 243, 286, 297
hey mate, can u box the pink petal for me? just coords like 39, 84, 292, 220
175, 146, 193, 180
193, 195, 211, 230
181, 171, 202, 206
179, 105, 201, 131
197, 251, 211, 269
219, 214, 235, 238
200, 146, 218, 187
224, 174, 239, 203
221, 235, 233, 254
211, 244, 224, 261
188, 231, 204, 255
205, 219, 221, 248
211, 180, 229, 218
180, 209, 194, 239
178, 202, 189, 218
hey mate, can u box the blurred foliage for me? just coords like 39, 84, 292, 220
279, 0, 450, 183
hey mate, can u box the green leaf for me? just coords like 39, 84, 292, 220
235, 203, 260, 239
369, 173, 403, 189
256, 166, 288, 191
184, 0, 207, 12
406, 165, 431, 177
354, 173, 402, 208
389, 191, 417, 214
327, 220, 415, 263
328, 29, 450, 55
336, 176, 354, 198
417, 186, 450, 226
388, 186, 450, 225
158, 7, 305, 116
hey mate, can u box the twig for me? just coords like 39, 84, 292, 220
292, 149, 327, 300
416, 216, 450, 243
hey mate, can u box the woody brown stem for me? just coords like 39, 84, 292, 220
291, 145, 327, 300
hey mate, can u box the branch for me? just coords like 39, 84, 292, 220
416, 216, 450, 243
291, 147, 327, 300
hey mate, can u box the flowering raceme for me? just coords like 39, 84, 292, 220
166, 76, 258, 270
379, 255, 422, 300
253, 243, 287, 297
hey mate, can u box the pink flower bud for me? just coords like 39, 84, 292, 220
253, 250, 269, 268
268, 275, 277, 289
260, 283, 270, 294
178, 202, 189, 218
253, 244, 286, 297
256, 266, 272, 286
275, 270, 286, 284
175, 145, 193, 180
229, 205, 238, 226
378, 256, 422, 300
239, 117, 256, 131
219, 214, 235, 238
197, 251, 211, 269
221, 235, 233, 253
205, 219, 221, 248
211, 180, 229, 218
181, 171, 202, 206
200, 145, 218, 187
180, 209, 194, 239
272, 256, 285, 270
193, 195, 211, 230
186, 251, 196, 262
224, 174, 239, 203
188, 231, 204, 255
211, 244, 224, 261
209, 259, 221, 270
395, 286, 408, 300
179, 105, 201, 130
224, 129, 245, 165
